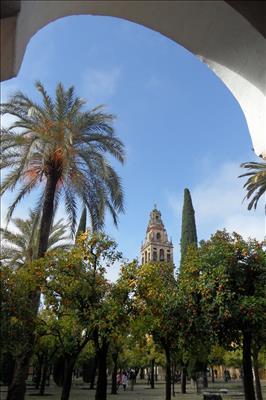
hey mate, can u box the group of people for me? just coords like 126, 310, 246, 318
116, 370, 136, 391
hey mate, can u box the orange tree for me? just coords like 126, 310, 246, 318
121, 261, 180, 400
34, 230, 122, 400
38, 230, 131, 400
91, 275, 132, 400
183, 231, 266, 400
31, 324, 59, 395
0, 263, 42, 387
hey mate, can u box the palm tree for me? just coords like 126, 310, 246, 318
1, 81, 125, 259
239, 161, 266, 211
1, 210, 71, 268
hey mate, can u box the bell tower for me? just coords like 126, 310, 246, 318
141, 206, 173, 265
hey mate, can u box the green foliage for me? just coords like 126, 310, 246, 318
122, 260, 180, 353
34, 231, 122, 357
208, 345, 226, 366
183, 230, 266, 349
120, 331, 164, 371
224, 349, 242, 369
0, 263, 42, 357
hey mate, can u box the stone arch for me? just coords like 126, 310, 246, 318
1, 1, 265, 156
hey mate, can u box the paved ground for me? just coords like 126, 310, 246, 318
1, 379, 266, 400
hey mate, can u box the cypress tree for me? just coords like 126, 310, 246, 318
75, 206, 87, 241
179, 188, 198, 393
180, 188, 198, 270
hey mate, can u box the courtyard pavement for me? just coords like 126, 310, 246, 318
1, 379, 266, 400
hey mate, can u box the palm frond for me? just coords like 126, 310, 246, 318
6, 176, 39, 223
1, 81, 125, 237
35, 80, 55, 118
63, 183, 77, 236
239, 161, 266, 211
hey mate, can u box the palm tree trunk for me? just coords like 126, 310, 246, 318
253, 349, 263, 400
38, 173, 58, 257
242, 331, 256, 400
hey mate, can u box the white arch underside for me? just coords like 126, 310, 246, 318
6, 1, 266, 156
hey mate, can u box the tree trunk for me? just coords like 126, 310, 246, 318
253, 349, 263, 400
150, 359, 155, 389
35, 355, 43, 389
7, 349, 32, 400
203, 365, 208, 388
111, 352, 118, 394
171, 361, 175, 397
38, 173, 58, 257
242, 331, 256, 400
89, 354, 98, 390
39, 357, 49, 396
181, 365, 187, 394
95, 341, 109, 400
164, 346, 171, 400
60, 357, 75, 400
211, 366, 215, 383
2, 353, 15, 386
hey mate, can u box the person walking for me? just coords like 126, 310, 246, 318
116, 372, 122, 391
122, 372, 128, 391
129, 370, 136, 391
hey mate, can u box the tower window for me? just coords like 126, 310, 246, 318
159, 249, 164, 261
156, 232, 161, 240
167, 254, 171, 262
153, 251, 157, 261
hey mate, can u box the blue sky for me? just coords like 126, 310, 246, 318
1, 15, 265, 280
